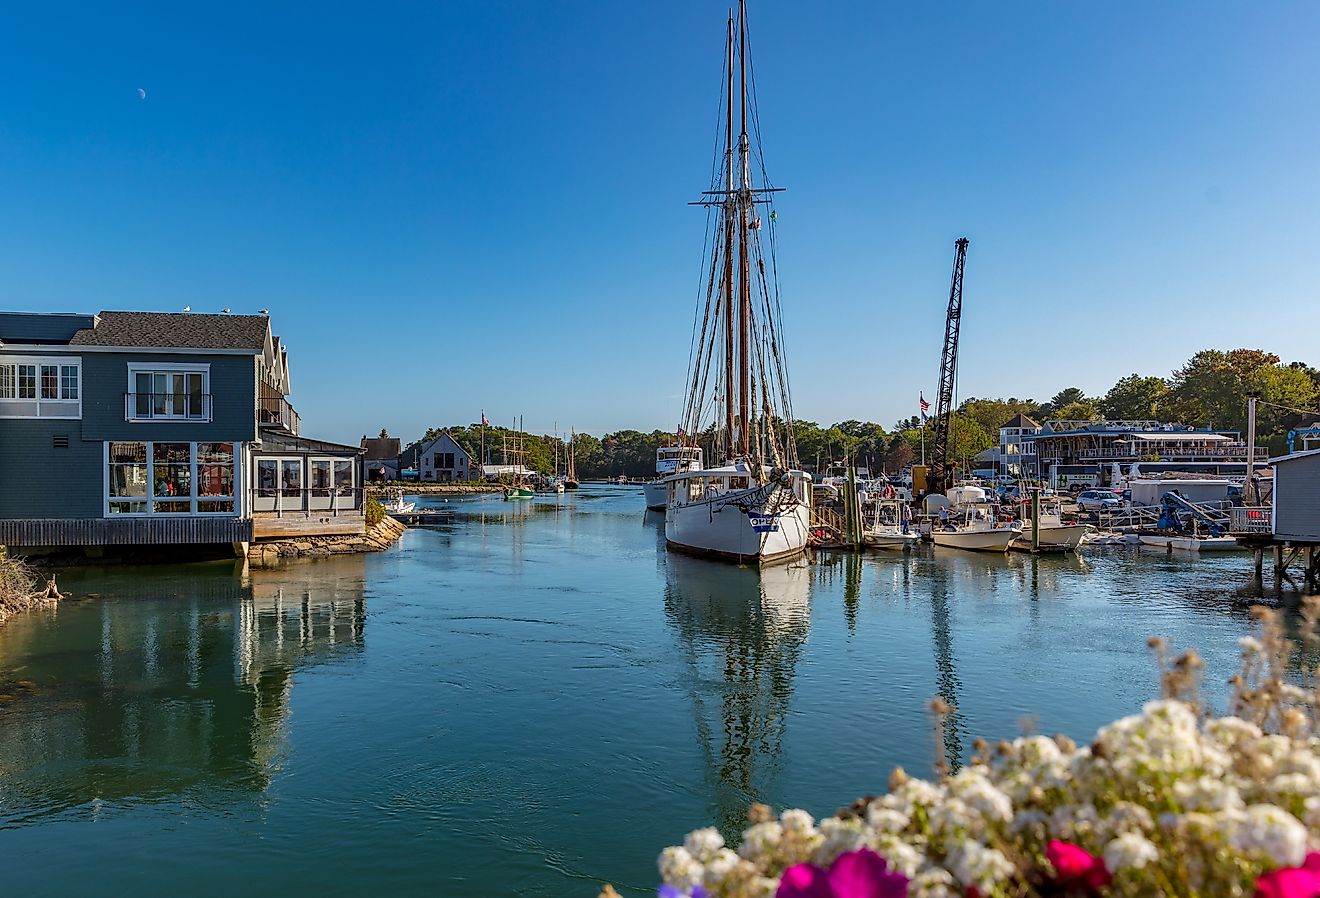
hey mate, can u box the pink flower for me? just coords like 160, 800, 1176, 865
1046, 840, 1111, 890
1256, 853, 1320, 898
777, 848, 909, 898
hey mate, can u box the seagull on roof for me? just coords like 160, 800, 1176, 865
259, 309, 269, 315
221, 308, 231, 314
182, 305, 191, 312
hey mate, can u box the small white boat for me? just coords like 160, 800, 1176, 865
381, 493, 416, 514
865, 530, 921, 550
931, 486, 1020, 552
1081, 530, 1130, 547
1013, 501, 1088, 550
644, 445, 704, 510
863, 498, 918, 550
933, 523, 1020, 552
1139, 534, 1243, 552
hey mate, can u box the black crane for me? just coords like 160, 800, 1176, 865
929, 237, 969, 497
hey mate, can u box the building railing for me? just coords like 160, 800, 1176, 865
125, 392, 213, 421
1076, 446, 1267, 460
258, 395, 301, 435
1230, 506, 1272, 535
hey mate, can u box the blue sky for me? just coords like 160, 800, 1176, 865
2, 2, 1317, 444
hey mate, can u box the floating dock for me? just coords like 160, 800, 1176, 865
387, 510, 455, 525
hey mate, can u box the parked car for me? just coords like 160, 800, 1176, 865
1077, 489, 1123, 513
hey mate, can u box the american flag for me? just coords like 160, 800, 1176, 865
481, 411, 489, 426
919, 393, 930, 420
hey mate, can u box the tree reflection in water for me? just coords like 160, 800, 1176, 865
0, 559, 367, 818
663, 554, 811, 835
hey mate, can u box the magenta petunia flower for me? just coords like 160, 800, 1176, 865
776, 847, 908, 898
1255, 852, 1320, 898
1046, 839, 1111, 890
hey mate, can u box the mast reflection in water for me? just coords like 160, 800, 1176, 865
0, 559, 366, 819
663, 554, 811, 834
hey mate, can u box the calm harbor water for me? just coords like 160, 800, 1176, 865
0, 486, 1273, 896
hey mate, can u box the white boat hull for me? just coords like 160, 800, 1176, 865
1013, 523, 1089, 550
863, 530, 920, 550
1139, 535, 1243, 552
643, 481, 668, 510
666, 484, 810, 565
932, 525, 1019, 552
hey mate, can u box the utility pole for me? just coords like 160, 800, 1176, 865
1244, 392, 1259, 505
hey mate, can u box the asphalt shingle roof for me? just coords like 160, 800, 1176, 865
70, 311, 270, 350
361, 438, 401, 459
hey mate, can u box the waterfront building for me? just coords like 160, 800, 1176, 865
997, 414, 1040, 478
1024, 419, 1265, 487
415, 431, 474, 482
361, 435, 402, 482
0, 310, 363, 553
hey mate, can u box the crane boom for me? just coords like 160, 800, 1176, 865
929, 237, 969, 497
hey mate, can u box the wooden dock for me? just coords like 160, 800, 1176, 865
388, 509, 455, 525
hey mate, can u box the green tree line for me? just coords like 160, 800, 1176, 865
397, 347, 1317, 479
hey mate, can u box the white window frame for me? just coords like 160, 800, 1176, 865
0, 355, 81, 419
103, 440, 242, 517
126, 362, 212, 423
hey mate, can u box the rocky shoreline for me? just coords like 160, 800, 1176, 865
248, 515, 408, 565
366, 482, 501, 496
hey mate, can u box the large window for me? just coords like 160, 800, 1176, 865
252, 455, 357, 512
18, 365, 35, 399
127, 364, 209, 421
106, 441, 237, 515
0, 357, 79, 418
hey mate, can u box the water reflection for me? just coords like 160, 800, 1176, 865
663, 555, 810, 833
0, 560, 366, 822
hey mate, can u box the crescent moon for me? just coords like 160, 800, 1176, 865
137, 88, 146, 100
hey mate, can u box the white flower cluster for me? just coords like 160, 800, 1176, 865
657, 699, 1320, 898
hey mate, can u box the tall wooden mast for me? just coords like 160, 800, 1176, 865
722, 12, 737, 460
737, 0, 752, 458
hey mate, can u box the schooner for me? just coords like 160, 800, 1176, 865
664, 0, 811, 565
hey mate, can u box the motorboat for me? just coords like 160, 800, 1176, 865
931, 485, 1020, 552
1013, 499, 1088, 550
863, 498, 919, 550
1139, 534, 1243, 552
932, 519, 1020, 552
381, 492, 416, 514
644, 445, 703, 510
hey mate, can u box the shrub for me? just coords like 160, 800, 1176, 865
365, 495, 386, 527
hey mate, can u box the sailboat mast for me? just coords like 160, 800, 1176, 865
721, 12, 737, 461
736, 0, 752, 459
